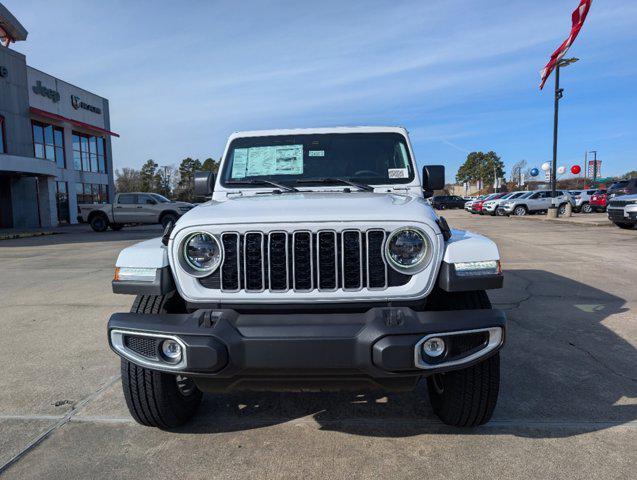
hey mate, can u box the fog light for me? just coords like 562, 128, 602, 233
161, 339, 182, 363
422, 337, 445, 358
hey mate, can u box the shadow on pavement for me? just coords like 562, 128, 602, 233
170, 269, 636, 438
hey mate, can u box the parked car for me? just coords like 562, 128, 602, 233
464, 195, 485, 212
607, 179, 637, 199
483, 191, 528, 216
497, 190, 572, 216
472, 193, 505, 214
431, 195, 468, 210
589, 189, 607, 212
607, 194, 637, 229
108, 126, 506, 429
79, 192, 194, 232
569, 189, 598, 213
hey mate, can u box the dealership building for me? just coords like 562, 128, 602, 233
0, 3, 117, 228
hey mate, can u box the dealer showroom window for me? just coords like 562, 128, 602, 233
32, 121, 65, 168
72, 132, 106, 173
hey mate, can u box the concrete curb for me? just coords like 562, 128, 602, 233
509, 216, 612, 227
0, 231, 62, 241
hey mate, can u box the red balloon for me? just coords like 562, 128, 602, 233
571, 165, 582, 175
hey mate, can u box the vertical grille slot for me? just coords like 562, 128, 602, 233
221, 233, 240, 291
342, 230, 363, 290
317, 231, 338, 291
268, 232, 289, 291
366, 230, 387, 289
244, 232, 264, 291
293, 231, 313, 291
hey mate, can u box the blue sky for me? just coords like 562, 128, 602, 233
9, 0, 637, 181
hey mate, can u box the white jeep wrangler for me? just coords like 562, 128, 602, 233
108, 127, 506, 428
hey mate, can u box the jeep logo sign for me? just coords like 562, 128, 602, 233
71, 95, 102, 115
32, 80, 60, 103
0, 66, 7, 78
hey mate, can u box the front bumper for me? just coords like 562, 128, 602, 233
108, 307, 506, 391
608, 208, 637, 223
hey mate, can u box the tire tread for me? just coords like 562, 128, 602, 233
426, 289, 500, 427
120, 295, 202, 428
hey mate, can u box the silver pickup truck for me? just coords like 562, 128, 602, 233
79, 192, 194, 232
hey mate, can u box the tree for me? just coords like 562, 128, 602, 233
623, 170, 637, 179
156, 165, 177, 197
510, 159, 527, 186
201, 157, 219, 173
456, 151, 505, 189
140, 159, 160, 192
115, 168, 141, 192
175, 157, 203, 201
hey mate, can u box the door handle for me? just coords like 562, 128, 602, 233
137, 206, 143, 209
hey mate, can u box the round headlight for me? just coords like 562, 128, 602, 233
182, 232, 222, 274
385, 228, 431, 273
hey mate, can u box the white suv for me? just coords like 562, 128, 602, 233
483, 191, 528, 216
498, 190, 572, 216
570, 189, 598, 213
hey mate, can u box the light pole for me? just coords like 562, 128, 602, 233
588, 150, 597, 183
550, 57, 579, 204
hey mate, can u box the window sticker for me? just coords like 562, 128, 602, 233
308, 150, 325, 157
231, 148, 249, 178
388, 168, 408, 178
232, 145, 304, 178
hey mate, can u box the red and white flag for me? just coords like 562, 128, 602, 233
539, 0, 593, 89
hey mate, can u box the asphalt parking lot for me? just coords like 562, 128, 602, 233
1, 213, 635, 479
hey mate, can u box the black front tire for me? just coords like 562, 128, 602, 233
615, 222, 636, 230
425, 289, 500, 427
160, 214, 178, 229
121, 359, 202, 429
512, 206, 527, 216
427, 353, 500, 427
89, 214, 109, 232
121, 295, 202, 428
558, 203, 567, 215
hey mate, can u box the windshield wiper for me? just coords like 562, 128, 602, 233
296, 177, 373, 192
226, 179, 299, 193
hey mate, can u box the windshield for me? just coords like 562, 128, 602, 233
151, 194, 170, 203
610, 181, 628, 189
220, 133, 414, 187
519, 192, 533, 199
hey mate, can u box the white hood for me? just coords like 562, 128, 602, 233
175, 191, 438, 229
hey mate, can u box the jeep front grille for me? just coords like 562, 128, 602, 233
199, 229, 408, 293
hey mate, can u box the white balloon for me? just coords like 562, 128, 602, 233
557, 166, 566, 175
541, 162, 551, 171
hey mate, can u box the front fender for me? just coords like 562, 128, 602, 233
438, 229, 503, 292
113, 238, 174, 295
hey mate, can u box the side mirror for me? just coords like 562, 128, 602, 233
422, 165, 445, 197
194, 171, 215, 197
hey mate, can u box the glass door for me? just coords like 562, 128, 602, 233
56, 181, 70, 224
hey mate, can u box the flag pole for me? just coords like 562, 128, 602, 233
550, 64, 561, 202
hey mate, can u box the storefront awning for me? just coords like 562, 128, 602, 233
29, 107, 120, 138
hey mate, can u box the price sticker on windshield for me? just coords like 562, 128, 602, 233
308, 150, 325, 157
388, 168, 408, 178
